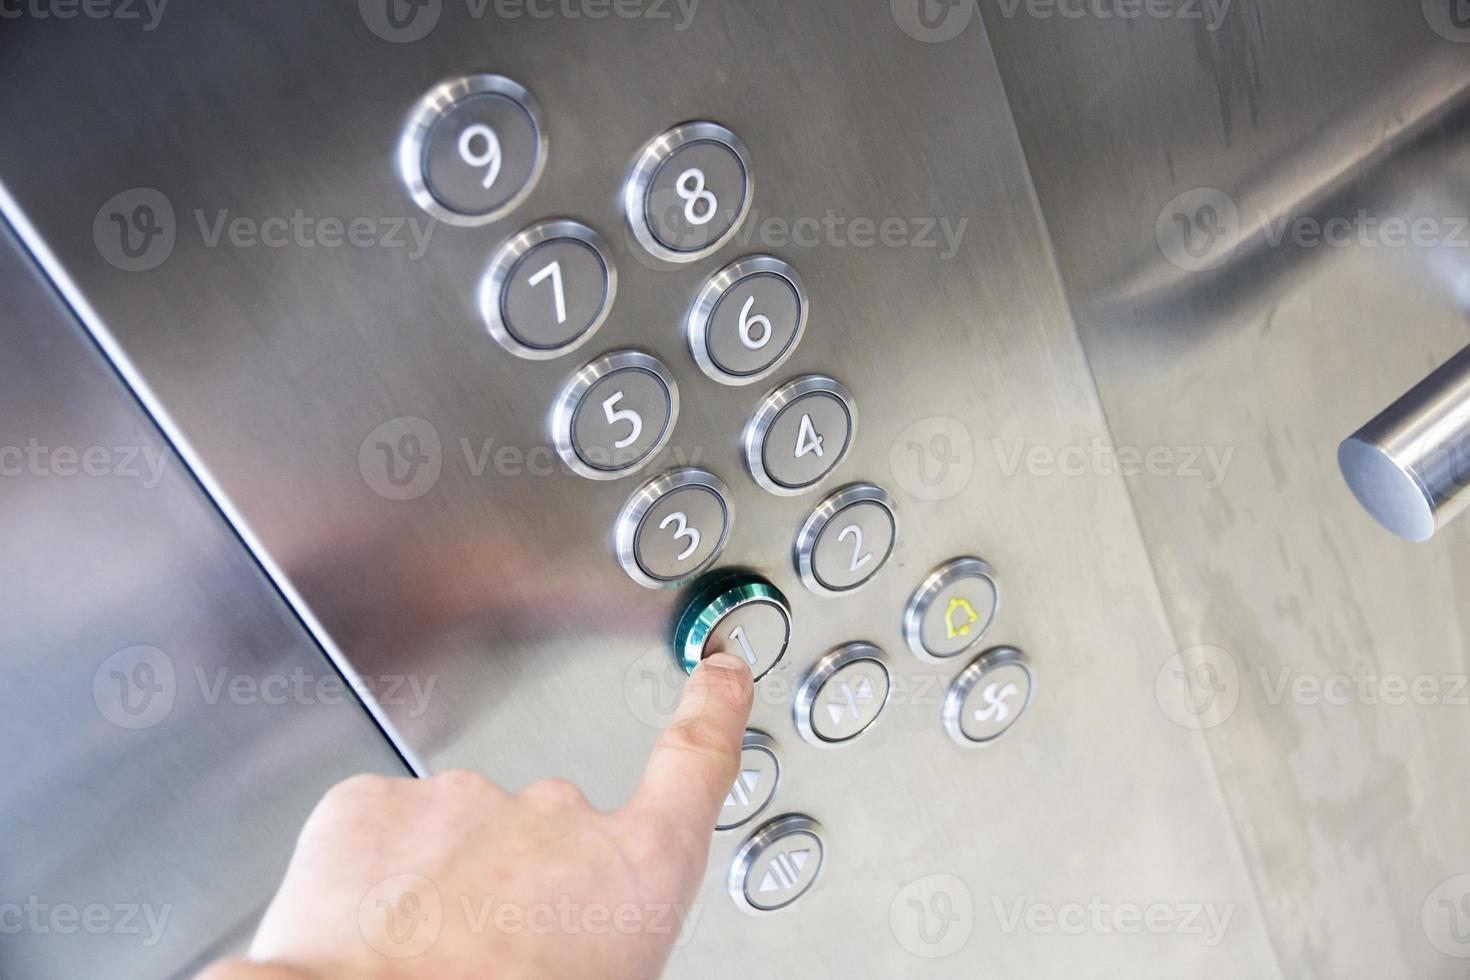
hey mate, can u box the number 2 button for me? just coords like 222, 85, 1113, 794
615, 469, 733, 588
554, 351, 679, 481
481, 220, 615, 359
744, 375, 856, 495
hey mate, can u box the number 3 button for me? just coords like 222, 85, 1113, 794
554, 351, 678, 481
625, 121, 752, 264
480, 220, 615, 359
615, 469, 732, 588
688, 256, 808, 386
744, 375, 856, 496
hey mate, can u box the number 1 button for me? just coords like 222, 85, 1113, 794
553, 351, 679, 481
480, 220, 615, 359
744, 375, 857, 496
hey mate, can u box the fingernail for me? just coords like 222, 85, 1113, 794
702, 652, 751, 674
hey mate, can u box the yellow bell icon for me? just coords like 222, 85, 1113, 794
944, 597, 979, 639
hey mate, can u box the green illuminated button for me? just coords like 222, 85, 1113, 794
674, 575, 791, 681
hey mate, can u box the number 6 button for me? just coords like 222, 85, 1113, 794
553, 351, 678, 481
744, 375, 856, 496
615, 469, 732, 588
688, 256, 808, 386
480, 220, 615, 359
625, 121, 752, 263
794, 484, 898, 596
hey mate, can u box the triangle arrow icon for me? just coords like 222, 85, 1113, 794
787, 849, 810, 872
826, 702, 846, 725
740, 770, 760, 792
759, 870, 781, 893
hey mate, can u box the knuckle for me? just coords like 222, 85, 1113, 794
431, 768, 497, 795
522, 777, 590, 808
323, 772, 395, 806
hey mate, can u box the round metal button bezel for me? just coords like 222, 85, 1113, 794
478, 219, 616, 360
793, 642, 892, 748
794, 483, 898, 597
623, 120, 752, 264
941, 646, 1033, 747
552, 350, 679, 482
687, 255, 808, 386
398, 73, 548, 227
716, 729, 781, 832
614, 468, 732, 589
728, 813, 825, 914
742, 374, 857, 497
903, 556, 1000, 663
672, 576, 791, 681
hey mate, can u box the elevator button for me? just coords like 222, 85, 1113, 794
624, 121, 751, 263
728, 814, 824, 913
553, 351, 678, 481
399, 74, 546, 226
480, 220, 614, 359
744, 375, 856, 496
794, 484, 897, 596
615, 469, 732, 588
688, 256, 807, 386
794, 643, 891, 746
717, 730, 781, 832
674, 575, 791, 681
942, 646, 1033, 746
904, 557, 999, 661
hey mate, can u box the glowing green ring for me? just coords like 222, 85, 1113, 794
674, 578, 789, 677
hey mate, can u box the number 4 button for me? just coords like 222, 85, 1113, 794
743, 375, 856, 496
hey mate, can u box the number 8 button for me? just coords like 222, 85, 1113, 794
744, 375, 856, 496
553, 351, 678, 480
625, 122, 752, 263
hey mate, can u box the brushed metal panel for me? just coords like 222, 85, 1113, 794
0, 218, 410, 980
0, 2, 1277, 975
985, 1, 1470, 976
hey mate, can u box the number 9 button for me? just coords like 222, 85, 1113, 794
688, 256, 807, 385
399, 74, 546, 226
615, 469, 732, 588
625, 121, 751, 263
553, 351, 678, 480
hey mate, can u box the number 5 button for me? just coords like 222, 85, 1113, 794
794, 484, 897, 596
615, 469, 732, 588
688, 256, 808, 386
744, 375, 856, 496
553, 351, 678, 480
480, 220, 615, 359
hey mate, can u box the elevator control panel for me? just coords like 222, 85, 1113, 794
399, 72, 1035, 914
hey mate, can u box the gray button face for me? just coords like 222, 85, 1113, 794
423, 93, 540, 218
633, 485, 727, 581
707, 599, 790, 679
499, 239, 610, 351
717, 733, 780, 831
957, 660, 1032, 742
732, 817, 824, 912
571, 369, 673, 473
811, 501, 895, 592
645, 140, 748, 254
810, 658, 890, 742
905, 558, 999, 661
706, 273, 801, 377
762, 393, 853, 490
